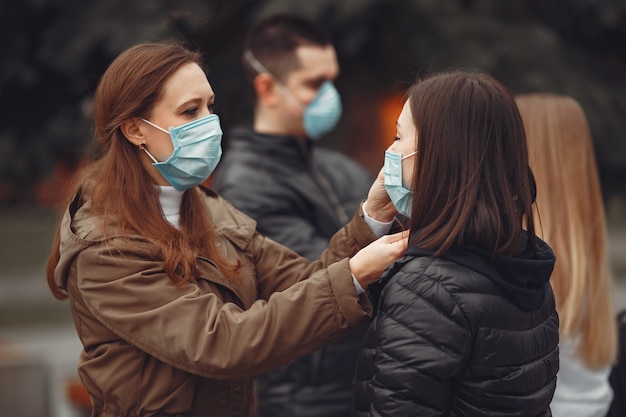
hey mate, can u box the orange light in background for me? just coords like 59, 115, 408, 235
378, 93, 405, 151
344, 91, 406, 176
66, 378, 92, 414
34, 159, 85, 208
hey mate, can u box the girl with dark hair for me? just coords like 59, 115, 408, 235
352, 71, 559, 416
45, 41, 407, 417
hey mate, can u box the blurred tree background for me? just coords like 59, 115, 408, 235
1, 0, 625, 217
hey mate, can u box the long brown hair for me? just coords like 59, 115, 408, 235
47, 42, 239, 300
407, 71, 537, 257
517, 93, 617, 368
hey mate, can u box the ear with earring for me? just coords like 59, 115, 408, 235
139, 143, 158, 163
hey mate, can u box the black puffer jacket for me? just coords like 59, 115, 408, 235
212, 125, 373, 417
352, 239, 559, 417
212, 126, 372, 260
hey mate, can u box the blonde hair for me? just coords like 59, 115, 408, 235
516, 93, 617, 368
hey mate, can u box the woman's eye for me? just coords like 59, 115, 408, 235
207, 103, 215, 113
183, 107, 198, 116
394, 136, 401, 141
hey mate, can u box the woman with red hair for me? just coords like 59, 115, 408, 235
46, 41, 407, 417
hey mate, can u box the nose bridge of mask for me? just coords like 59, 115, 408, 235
169, 114, 222, 146
142, 115, 222, 148
306, 81, 339, 115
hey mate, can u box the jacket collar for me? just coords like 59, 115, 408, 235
53, 185, 258, 298
390, 235, 555, 311
196, 185, 256, 250
228, 125, 314, 165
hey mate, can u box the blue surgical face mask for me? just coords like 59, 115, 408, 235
383, 149, 418, 218
300, 81, 342, 140
140, 114, 223, 191
244, 50, 342, 140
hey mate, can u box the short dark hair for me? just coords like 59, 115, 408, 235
406, 71, 537, 257
242, 13, 332, 81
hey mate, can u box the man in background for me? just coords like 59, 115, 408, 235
211, 13, 373, 417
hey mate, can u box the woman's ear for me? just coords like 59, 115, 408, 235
120, 118, 146, 147
254, 73, 279, 106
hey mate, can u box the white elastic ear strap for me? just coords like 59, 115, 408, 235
244, 49, 301, 106
244, 50, 270, 75
141, 118, 169, 134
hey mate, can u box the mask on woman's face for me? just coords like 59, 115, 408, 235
244, 50, 342, 140
383, 150, 417, 218
140, 114, 223, 191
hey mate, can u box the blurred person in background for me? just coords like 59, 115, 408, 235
211, 14, 373, 417
45, 41, 408, 417
352, 72, 559, 416
517, 93, 618, 417
607, 310, 626, 417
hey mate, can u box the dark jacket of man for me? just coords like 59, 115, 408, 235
352, 239, 559, 417
212, 125, 373, 417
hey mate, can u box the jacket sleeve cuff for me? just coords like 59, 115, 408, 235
327, 258, 373, 329
345, 202, 381, 249
362, 201, 394, 238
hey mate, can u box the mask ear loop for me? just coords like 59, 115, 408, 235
139, 143, 159, 164
137, 118, 168, 164
244, 50, 303, 107
140, 118, 170, 135
402, 150, 418, 160
244, 50, 270, 75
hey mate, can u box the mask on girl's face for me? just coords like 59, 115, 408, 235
243, 50, 342, 140
383, 150, 418, 218
140, 114, 223, 191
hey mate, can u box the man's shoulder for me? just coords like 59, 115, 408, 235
314, 147, 372, 183
211, 149, 291, 213
218, 129, 296, 171
315, 147, 365, 167
314, 146, 356, 161
213, 132, 275, 189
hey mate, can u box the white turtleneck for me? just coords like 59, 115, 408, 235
158, 185, 184, 229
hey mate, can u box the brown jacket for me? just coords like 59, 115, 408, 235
52, 186, 376, 417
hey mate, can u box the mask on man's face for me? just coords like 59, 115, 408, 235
300, 81, 342, 140
244, 50, 342, 140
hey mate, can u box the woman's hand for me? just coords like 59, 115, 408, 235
364, 167, 397, 223
349, 230, 409, 288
